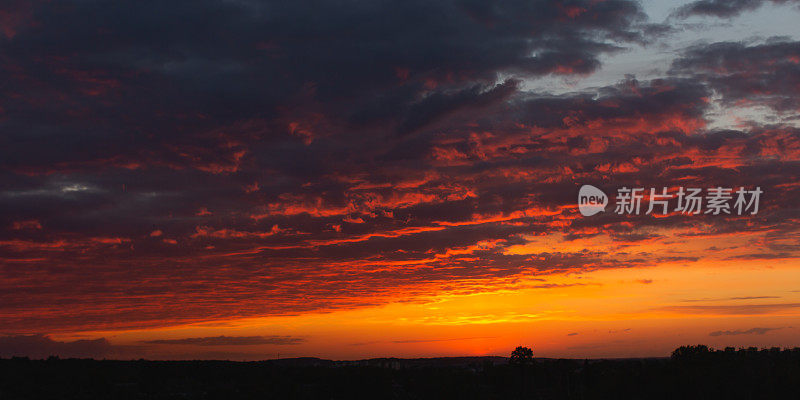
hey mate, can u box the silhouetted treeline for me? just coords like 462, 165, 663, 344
1, 346, 799, 399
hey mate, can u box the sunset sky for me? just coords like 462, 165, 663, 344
1, 0, 799, 361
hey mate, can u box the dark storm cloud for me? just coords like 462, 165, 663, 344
395, 79, 520, 136
671, 40, 800, 113
0, 0, 655, 172
672, 0, 799, 19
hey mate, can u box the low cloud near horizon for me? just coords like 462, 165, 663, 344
709, 327, 784, 336
142, 335, 306, 346
0, 334, 131, 359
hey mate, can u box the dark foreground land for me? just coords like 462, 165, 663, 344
1, 346, 799, 399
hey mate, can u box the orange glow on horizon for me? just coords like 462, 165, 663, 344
55, 255, 800, 361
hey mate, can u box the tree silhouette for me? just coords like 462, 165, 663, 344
2, 345, 800, 399
671, 344, 711, 361
509, 346, 533, 366
510, 346, 534, 398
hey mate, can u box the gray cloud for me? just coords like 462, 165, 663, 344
709, 327, 783, 336
671, 40, 800, 113
0, 334, 135, 359
142, 335, 306, 346
671, 0, 799, 19
659, 303, 800, 315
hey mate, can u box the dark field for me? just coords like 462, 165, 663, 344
2, 346, 799, 399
